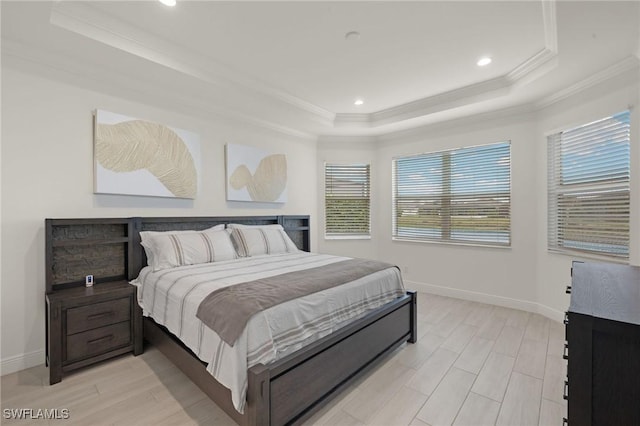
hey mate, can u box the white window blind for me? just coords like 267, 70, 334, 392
547, 111, 631, 259
325, 163, 371, 237
393, 142, 511, 246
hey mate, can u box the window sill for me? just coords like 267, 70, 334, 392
325, 235, 372, 241
548, 248, 629, 265
392, 237, 510, 250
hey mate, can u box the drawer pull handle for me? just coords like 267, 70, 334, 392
563, 379, 569, 400
564, 312, 569, 325
87, 311, 114, 320
565, 285, 571, 294
87, 335, 114, 345
563, 342, 569, 360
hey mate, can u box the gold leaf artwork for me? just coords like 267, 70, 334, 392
95, 120, 197, 198
229, 154, 287, 202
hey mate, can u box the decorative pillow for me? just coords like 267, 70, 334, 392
141, 226, 235, 271
230, 226, 299, 257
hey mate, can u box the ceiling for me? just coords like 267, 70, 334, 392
2, 1, 639, 139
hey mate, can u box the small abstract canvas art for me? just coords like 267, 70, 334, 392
225, 143, 287, 203
94, 110, 200, 199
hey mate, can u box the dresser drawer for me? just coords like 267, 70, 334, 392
66, 322, 131, 362
66, 297, 131, 335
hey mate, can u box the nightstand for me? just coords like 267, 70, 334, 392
46, 280, 143, 385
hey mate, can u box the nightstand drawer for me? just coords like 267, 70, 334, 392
66, 297, 131, 335
46, 279, 143, 384
66, 322, 131, 362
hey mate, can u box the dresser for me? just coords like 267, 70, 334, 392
565, 261, 640, 425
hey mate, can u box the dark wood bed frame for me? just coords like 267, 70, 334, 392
47, 215, 417, 426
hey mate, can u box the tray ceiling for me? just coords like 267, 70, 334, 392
1, 1, 638, 137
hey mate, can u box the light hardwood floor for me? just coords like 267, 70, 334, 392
1, 293, 567, 425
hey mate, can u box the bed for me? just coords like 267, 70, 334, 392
47, 215, 417, 426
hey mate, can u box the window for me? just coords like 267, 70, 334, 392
393, 142, 511, 246
547, 111, 630, 259
325, 163, 371, 238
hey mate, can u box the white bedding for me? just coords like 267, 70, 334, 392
131, 252, 405, 413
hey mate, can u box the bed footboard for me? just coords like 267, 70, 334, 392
144, 291, 417, 426
247, 290, 417, 425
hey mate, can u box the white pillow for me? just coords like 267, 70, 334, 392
140, 224, 225, 267
230, 226, 299, 257
141, 225, 235, 271
140, 230, 190, 268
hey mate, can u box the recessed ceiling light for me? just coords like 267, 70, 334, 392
354, 99, 364, 106
158, 0, 176, 7
477, 57, 492, 67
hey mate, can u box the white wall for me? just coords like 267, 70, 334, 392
317, 70, 639, 322
0, 68, 318, 374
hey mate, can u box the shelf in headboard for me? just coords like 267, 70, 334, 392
45, 218, 133, 293
45, 215, 311, 293
52, 237, 129, 247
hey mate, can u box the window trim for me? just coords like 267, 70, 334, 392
392, 141, 512, 248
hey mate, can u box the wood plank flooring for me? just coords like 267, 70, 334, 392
1, 293, 566, 425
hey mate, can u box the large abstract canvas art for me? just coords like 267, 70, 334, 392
226, 143, 287, 203
94, 110, 200, 199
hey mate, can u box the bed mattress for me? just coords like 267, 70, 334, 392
131, 251, 405, 413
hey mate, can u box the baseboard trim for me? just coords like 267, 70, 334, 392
1, 349, 45, 376
406, 280, 565, 323
536, 303, 565, 323
0, 283, 565, 376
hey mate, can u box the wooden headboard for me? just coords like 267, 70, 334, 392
45, 215, 310, 293
130, 215, 310, 278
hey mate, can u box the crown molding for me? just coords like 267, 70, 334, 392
333, 77, 517, 130
506, 48, 557, 85
48, 1, 559, 131
49, 2, 335, 126
375, 103, 536, 145
2, 38, 318, 142
317, 135, 378, 146
507, 0, 557, 84
333, 114, 372, 128
329, 55, 636, 143
334, 0, 558, 129
12, 0, 633, 142
535, 55, 640, 109
372, 76, 512, 126
26, 0, 636, 139
373, 57, 636, 143
333, 76, 512, 129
